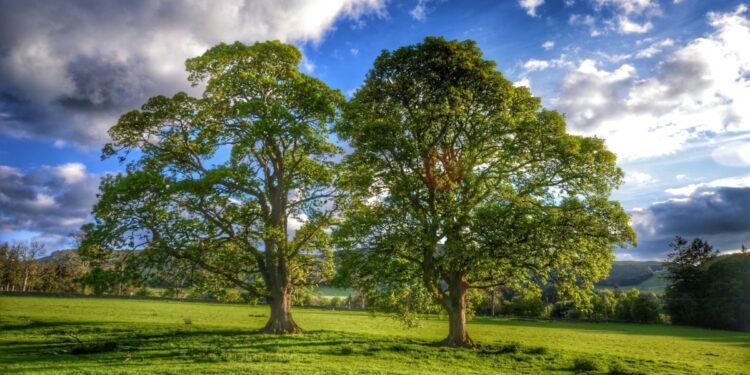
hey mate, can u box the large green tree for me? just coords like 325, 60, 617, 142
335, 37, 635, 347
81, 41, 344, 333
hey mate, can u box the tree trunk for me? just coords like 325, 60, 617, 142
22, 269, 29, 292
261, 280, 303, 334
439, 276, 474, 347
491, 288, 496, 316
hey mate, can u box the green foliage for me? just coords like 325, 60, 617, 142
503, 291, 546, 318
80, 41, 344, 330
334, 36, 635, 341
77, 267, 125, 295
630, 294, 660, 323
572, 357, 601, 372
664, 236, 717, 325
701, 253, 750, 331
663, 237, 750, 331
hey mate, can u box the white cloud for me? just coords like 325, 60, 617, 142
52, 163, 87, 184
665, 174, 750, 196
616, 16, 653, 34
519, 0, 544, 17
569, 14, 601, 36
675, 174, 688, 181
410, 0, 431, 21
523, 59, 550, 71
557, 5, 750, 161
594, 0, 660, 15
624, 171, 658, 185
350, 48, 359, 56
572, 0, 660, 36
301, 55, 316, 73
514, 77, 532, 89
522, 54, 572, 72
542, 40, 555, 50
0, 0, 386, 147
0, 163, 100, 244
711, 142, 750, 166
636, 38, 674, 58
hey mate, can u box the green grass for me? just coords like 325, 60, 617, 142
1, 296, 748, 374
634, 273, 668, 293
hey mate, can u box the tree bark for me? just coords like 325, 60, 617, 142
439, 276, 474, 347
261, 276, 303, 334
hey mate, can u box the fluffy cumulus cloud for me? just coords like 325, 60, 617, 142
629, 185, 750, 259
0, 0, 385, 148
557, 5, 750, 161
569, 0, 660, 36
519, 0, 545, 17
623, 170, 657, 185
410, 0, 434, 21
0, 163, 100, 247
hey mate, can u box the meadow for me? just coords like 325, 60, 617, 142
1, 296, 748, 374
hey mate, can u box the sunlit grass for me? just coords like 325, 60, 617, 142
1, 296, 748, 374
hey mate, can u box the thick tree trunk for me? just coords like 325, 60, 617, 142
261, 280, 303, 334
439, 276, 474, 348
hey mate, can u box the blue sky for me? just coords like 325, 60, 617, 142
1, 0, 749, 259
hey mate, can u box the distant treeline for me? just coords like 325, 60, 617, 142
0, 243, 87, 293
2, 237, 748, 331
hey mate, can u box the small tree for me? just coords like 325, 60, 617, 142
81, 41, 343, 333
335, 37, 635, 347
663, 236, 717, 325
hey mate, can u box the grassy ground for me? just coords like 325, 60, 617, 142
1, 296, 748, 374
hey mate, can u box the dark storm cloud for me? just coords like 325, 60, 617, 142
0, 164, 99, 240
626, 187, 750, 259
56, 55, 147, 112
0, 0, 384, 147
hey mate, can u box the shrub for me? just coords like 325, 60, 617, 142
524, 346, 548, 355
218, 289, 242, 303
503, 292, 545, 317
608, 362, 646, 375
330, 296, 344, 308
499, 341, 523, 354
340, 343, 355, 355
631, 294, 660, 323
572, 358, 600, 373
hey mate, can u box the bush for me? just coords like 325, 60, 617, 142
608, 362, 645, 375
340, 343, 355, 355
572, 358, 600, 372
524, 346, 548, 355
503, 292, 545, 317
499, 341, 523, 353
631, 294, 660, 323
330, 296, 345, 308
218, 289, 242, 303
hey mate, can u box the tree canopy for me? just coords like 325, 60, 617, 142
334, 37, 636, 347
81, 41, 344, 333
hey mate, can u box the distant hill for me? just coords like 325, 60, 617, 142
36, 249, 80, 264
596, 261, 667, 292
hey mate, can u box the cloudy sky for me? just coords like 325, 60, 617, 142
0, 0, 749, 260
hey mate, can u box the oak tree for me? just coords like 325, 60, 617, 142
81, 41, 343, 333
335, 37, 635, 347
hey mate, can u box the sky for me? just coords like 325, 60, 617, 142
0, 0, 749, 260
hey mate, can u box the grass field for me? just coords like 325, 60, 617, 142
1, 296, 748, 374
